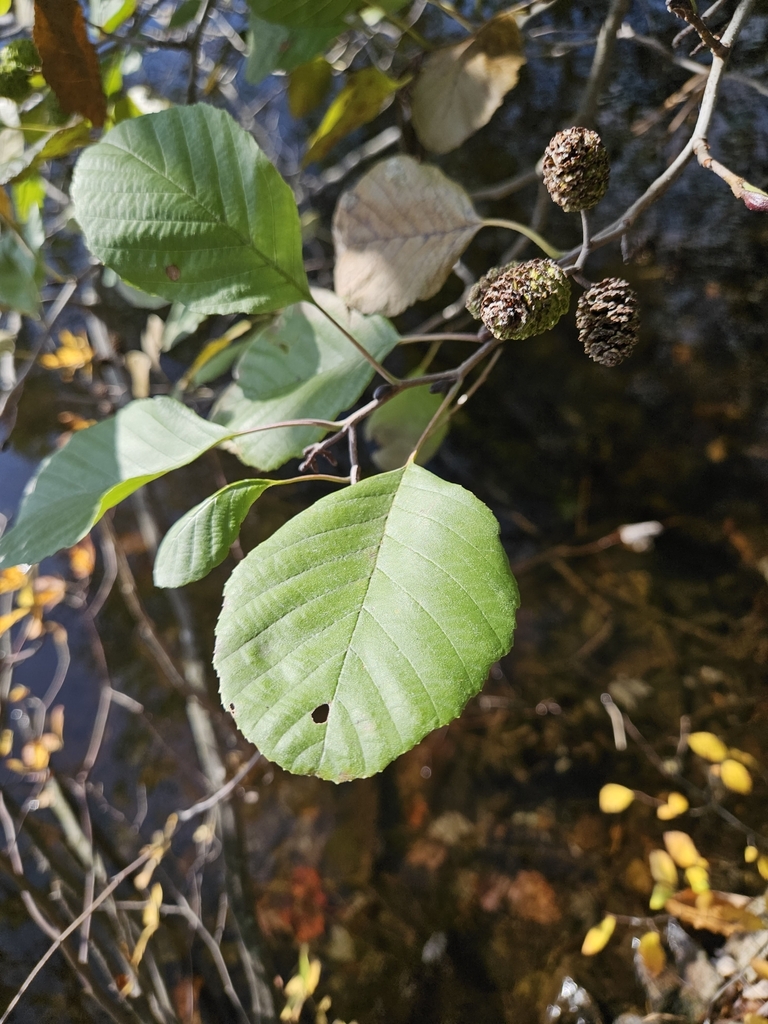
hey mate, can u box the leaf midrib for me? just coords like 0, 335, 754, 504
95, 134, 305, 296
318, 469, 405, 774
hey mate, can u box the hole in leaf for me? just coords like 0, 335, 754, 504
311, 704, 330, 724
229, 703, 235, 712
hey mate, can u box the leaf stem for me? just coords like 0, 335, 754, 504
399, 333, 483, 345
481, 218, 563, 259
310, 297, 399, 385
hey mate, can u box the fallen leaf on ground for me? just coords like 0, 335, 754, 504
506, 869, 561, 924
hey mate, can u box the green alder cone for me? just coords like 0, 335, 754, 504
71, 104, 309, 315
214, 463, 519, 783
467, 258, 571, 341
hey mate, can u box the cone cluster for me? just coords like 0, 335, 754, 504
543, 127, 610, 213
466, 259, 571, 341
576, 278, 640, 367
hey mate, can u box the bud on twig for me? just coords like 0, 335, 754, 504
466, 259, 571, 341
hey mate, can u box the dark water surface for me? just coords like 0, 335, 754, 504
1, 1, 768, 1022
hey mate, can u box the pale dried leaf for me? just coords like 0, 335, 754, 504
333, 155, 482, 316
411, 11, 526, 154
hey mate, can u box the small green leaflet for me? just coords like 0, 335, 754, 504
71, 105, 309, 315
154, 479, 274, 588
0, 397, 230, 567
246, 14, 341, 83
248, 0, 360, 29
215, 462, 519, 782
212, 289, 399, 471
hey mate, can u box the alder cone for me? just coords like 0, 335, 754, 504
466, 258, 571, 341
576, 278, 640, 367
543, 126, 610, 213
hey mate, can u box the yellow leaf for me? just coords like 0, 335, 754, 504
751, 958, 768, 980
40, 732, 63, 752
21, 740, 50, 771
663, 831, 702, 869
728, 748, 759, 770
687, 731, 727, 763
649, 849, 678, 887
0, 729, 13, 757
637, 931, 666, 978
32, 575, 66, 610
657, 791, 689, 820
8, 684, 29, 703
720, 758, 752, 794
5, 758, 28, 774
304, 66, 409, 166
49, 705, 65, 742
131, 882, 162, 967
38, 330, 94, 381
685, 865, 710, 894
281, 944, 322, 1022
649, 882, 674, 911
745, 844, 759, 863
0, 607, 28, 636
288, 57, 332, 118
598, 783, 634, 813
0, 566, 27, 594
177, 319, 252, 392
581, 915, 616, 956
757, 855, 768, 881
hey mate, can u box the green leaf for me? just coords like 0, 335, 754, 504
102, 0, 136, 33
71, 104, 309, 315
0, 228, 43, 317
215, 462, 518, 782
248, 0, 360, 29
246, 13, 341, 83
0, 397, 230, 568
365, 385, 449, 471
154, 479, 273, 588
169, 0, 201, 28
211, 289, 399, 471
161, 301, 206, 351
0, 0, 11, 14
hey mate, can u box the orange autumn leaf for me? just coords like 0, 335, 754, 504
0, 607, 28, 636
38, 330, 93, 381
33, 0, 107, 126
0, 566, 27, 594
665, 888, 764, 936
68, 536, 96, 579
505, 869, 561, 925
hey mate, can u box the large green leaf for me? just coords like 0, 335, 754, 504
246, 13, 341, 82
248, 0, 360, 28
154, 479, 273, 589
212, 289, 399, 471
71, 105, 309, 315
0, 397, 230, 567
214, 463, 518, 782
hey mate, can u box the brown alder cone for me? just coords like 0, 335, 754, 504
542, 127, 610, 213
466, 259, 571, 341
33, 0, 107, 127
576, 278, 640, 367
